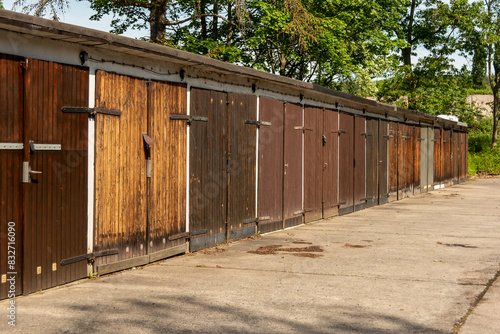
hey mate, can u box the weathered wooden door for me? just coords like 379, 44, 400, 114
23, 58, 89, 295
413, 126, 421, 194
147, 80, 187, 259
258, 97, 284, 233
452, 131, 460, 184
0, 54, 24, 299
443, 129, 453, 185
283, 103, 303, 228
322, 109, 339, 218
388, 121, 398, 202
427, 127, 435, 190
354, 115, 366, 211
459, 132, 468, 183
304, 107, 323, 222
434, 128, 443, 186
339, 113, 354, 215
189, 88, 228, 251
227, 93, 257, 240
366, 118, 379, 208
420, 127, 429, 193
378, 120, 389, 204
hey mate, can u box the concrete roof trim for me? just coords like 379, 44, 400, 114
0, 9, 467, 128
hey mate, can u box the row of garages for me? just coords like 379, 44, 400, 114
0, 10, 468, 300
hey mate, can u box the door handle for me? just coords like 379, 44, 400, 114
23, 162, 42, 183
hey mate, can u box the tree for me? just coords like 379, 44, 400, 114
1, 0, 4, 9
459, 0, 500, 148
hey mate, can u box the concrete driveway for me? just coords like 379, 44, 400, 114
2, 178, 499, 333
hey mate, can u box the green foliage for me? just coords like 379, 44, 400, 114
0, 0, 4, 9
468, 117, 500, 175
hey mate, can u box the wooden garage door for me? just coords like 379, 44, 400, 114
258, 97, 284, 233
378, 120, 389, 204
227, 92, 257, 240
354, 115, 366, 211
388, 121, 398, 202
189, 88, 227, 251
304, 106, 323, 222
283, 103, 303, 228
339, 112, 354, 215
366, 118, 378, 208
0, 54, 24, 299
323, 109, 339, 218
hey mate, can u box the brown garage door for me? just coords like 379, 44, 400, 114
0, 56, 89, 298
189, 88, 228, 251
0, 54, 24, 299
147, 80, 188, 258
284, 103, 303, 228
228, 93, 257, 240
379, 120, 389, 204
413, 126, 421, 194
452, 131, 460, 184
258, 97, 284, 233
354, 115, 366, 211
339, 112, 354, 215
323, 108, 339, 218
366, 118, 378, 208
304, 106, 323, 222
388, 121, 398, 202
434, 128, 443, 186
443, 129, 452, 184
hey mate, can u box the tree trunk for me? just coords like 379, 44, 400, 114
212, 0, 218, 41
493, 86, 499, 148
150, 0, 168, 43
402, 47, 412, 67
201, 0, 207, 40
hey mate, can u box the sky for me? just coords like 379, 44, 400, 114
3, 0, 470, 70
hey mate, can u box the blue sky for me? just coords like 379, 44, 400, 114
3, 0, 469, 69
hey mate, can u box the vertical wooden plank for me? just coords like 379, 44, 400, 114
304, 106, 323, 222
257, 97, 284, 233
283, 103, 303, 227
322, 109, 339, 218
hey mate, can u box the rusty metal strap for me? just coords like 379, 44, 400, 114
294, 126, 313, 131
383, 135, 394, 139
61, 249, 119, 266
170, 114, 208, 124
168, 232, 189, 241
245, 120, 271, 127
243, 217, 258, 225
360, 133, 372, 136
62, 107, 121, 116
190, 229, 208, 237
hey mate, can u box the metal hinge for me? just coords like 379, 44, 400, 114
294, 126, 313, 132
383, 135, 393, 139
417, 138, 425, 141
245, 120, 271, 127
60, 249, 119, 266
243, 217, 259, 225
62, 107, 121, 116
170, 114, 208, 125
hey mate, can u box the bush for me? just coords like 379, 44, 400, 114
469, 149, 500, 175
467, 117, 500, 175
